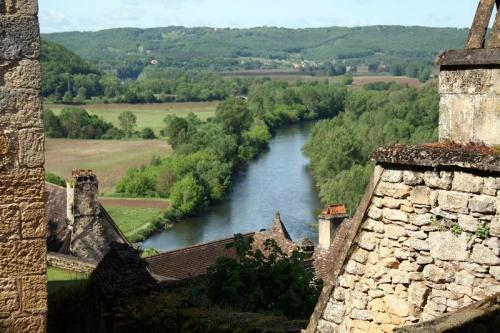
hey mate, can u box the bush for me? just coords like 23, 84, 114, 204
45, 172, 66, 187
140, 127, 156, 139
169, 174, 208, 215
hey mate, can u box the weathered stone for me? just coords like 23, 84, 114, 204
333, 287, 347, 301
407, 238, 430, 251
469, 195, 496, 214
368, 289, 385, 299
424, 171, 452, 190
394, 249, 411, 260
408, 282, 430, 308
399, 260, 419, 272
381, 197, 403, 209
454, 270, 475, 287
384, 295, 409, 317
3, 59, 42, 90
338, 274, 357, 289
0, 16, 40, 60
458, 214, 479, 232
484, 237, 500, 256
316, 319, 337, 333
0, 204, 20, 239
409, 186, 431, 206
351, 248, 369, 264
483, 177, 500, 196
375, 182, 411, 199
345, 260, 366, 276
0, 316, 45, 333
323, 301, 345, 324
350, 309, 373, 321
489, 267, 500, 281
430, 207, 459, 220
471, 244, 500, 265
447, 283, 473, 297
0, 240, 46, 277
491, 217, 500, 237
362, 219, 385, 233
403, 171, 424, 186
383, 208, 408, 222
0, 278, 19, 317
20, 275, 47, 313
382, 170, 403, 183
385, 224, 407, 240
357, 232, 377, 251
410, 214, 432, 226
452, 172, 484, 193
367, 206, 383, 220
1, 0, 39, 15
428, 232, 468, 261
416, 255, 433, 265
408, 230, 427, 240
437, 191, 470, 213
20, 202, 45, 239
390, 269, 410, 284
423, 264, 453, 283
17, 129, 44, 168
0, 89, 42, 129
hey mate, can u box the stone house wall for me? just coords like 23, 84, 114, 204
47, 253, 97, 275
315, 165, 500, 333
0, 0, 47, 332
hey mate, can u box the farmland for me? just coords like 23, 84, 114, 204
45, 138, 171, 193
45, 101, 218, 136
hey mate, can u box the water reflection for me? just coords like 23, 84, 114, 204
143, 122, 323, 252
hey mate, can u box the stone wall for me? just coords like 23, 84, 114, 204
0, 0, 47, 332
47, 253, 97, 275
439, 67, 500, 146
310, 146, 500, 333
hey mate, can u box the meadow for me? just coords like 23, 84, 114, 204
45, 101, 218, 135
105, 206, 165, 243
47, 267, 87, 294
45, 138, 172, 193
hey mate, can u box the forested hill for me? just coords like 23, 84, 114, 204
43, 26, 468, 74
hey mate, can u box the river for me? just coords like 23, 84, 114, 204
143, 122, 323, 252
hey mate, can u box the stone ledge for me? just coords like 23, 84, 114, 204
436, 49, 500, 67
371, 144, 500, 173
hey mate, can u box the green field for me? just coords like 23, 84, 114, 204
45, 101, 218, 135
48, 267, 88, 295
106, 207, 165, 242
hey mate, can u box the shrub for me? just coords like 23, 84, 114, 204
140, 127, 156, 139
45, 172, 66, 187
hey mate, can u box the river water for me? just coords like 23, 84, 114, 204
143, 122, 323, 252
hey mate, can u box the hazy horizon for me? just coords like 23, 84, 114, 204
40, 0, 485, 33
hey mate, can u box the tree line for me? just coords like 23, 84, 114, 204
303, 82, 439, 212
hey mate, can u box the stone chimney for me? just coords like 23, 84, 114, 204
436, 0, 499, 146
317, 205, 348, 250
66, 169, 106, 259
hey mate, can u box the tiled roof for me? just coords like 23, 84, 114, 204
146, 233, 255, 280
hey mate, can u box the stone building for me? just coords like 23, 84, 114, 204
45, 170, 128, 262
0, 0, 47, 332
305, 2, 500, 332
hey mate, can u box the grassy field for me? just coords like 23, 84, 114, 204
45, 138, 171, 193
48, 267, 87, 294
45, 101, 218, 136
105, 206, 165, 242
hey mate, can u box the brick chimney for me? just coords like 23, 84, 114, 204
436, 0, 500, 146
66, 169, 106, 259
317, 205, 348, 250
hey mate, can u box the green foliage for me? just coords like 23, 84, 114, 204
118, 111, 137, 138
169, 174, 209, 215
216, 97, 252, 136
304, 84, 439, 212
45, 172, 66, 187
196, 234, 322, 319
140, 127, 157, 139
141, 247, 161, 258
476, 222, 490, 239
44, 107, 116, 139
450, 222, 463, 236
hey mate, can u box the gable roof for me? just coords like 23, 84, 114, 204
146, 233, 255, 281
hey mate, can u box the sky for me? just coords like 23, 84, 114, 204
39, 0, 484, 33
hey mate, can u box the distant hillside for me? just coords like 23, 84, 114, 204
43, 26, 468, 75
41, 39, 102, 99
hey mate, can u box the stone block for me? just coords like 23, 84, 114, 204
350, 309, 372, 321
409, 186, 431, 205
375, 182, 411, 199
323, 301, 345, 324
423, 171, 452, 190
351, 248, 369, 264
439, 68, 496, 95
408, 282, 429, 308
452, 172, 484, 193
0, 168, 44, 204
362, 219, 385, 233
0, 315, 45, 333
490, 267, 500, 281
385, 224, 407, 240
0, 16, 40, 60
403, 171, 424, 186
439, 93, 500, 146
384, 295, 409, 317
0, 0, 39, 15
407, 238, 429, 251
454, 270, 475, 287
423, 264, 453, 283
345, 260, 366, 275
470, 244, 500, 265
0, 89, 42, 129
356, 232, 377, 251
2, 59, 42, 90
491, 217, 500, 237
428, 232, 468, 261
0, 204, 20, 239
458, 214, 479, 232
437, 191, 470, 213
383, 208, 408, 222
20, 275, 46, 313
0, 240, 46, 277
17, 128, 43, 168
20, 202, 45, 238
410, 214, 432, 226
483, 177, 500, 196
367, 206, 382, 220
316, 319, 338, 333
469, 195, 496, 214
0, 278, 19, 317
382, 170, 403, 183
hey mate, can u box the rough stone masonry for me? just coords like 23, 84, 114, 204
0, 0, 47, 332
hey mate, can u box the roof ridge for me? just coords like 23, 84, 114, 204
146, 232, 255, 259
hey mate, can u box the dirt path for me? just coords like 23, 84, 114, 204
99, 197, 169, 209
